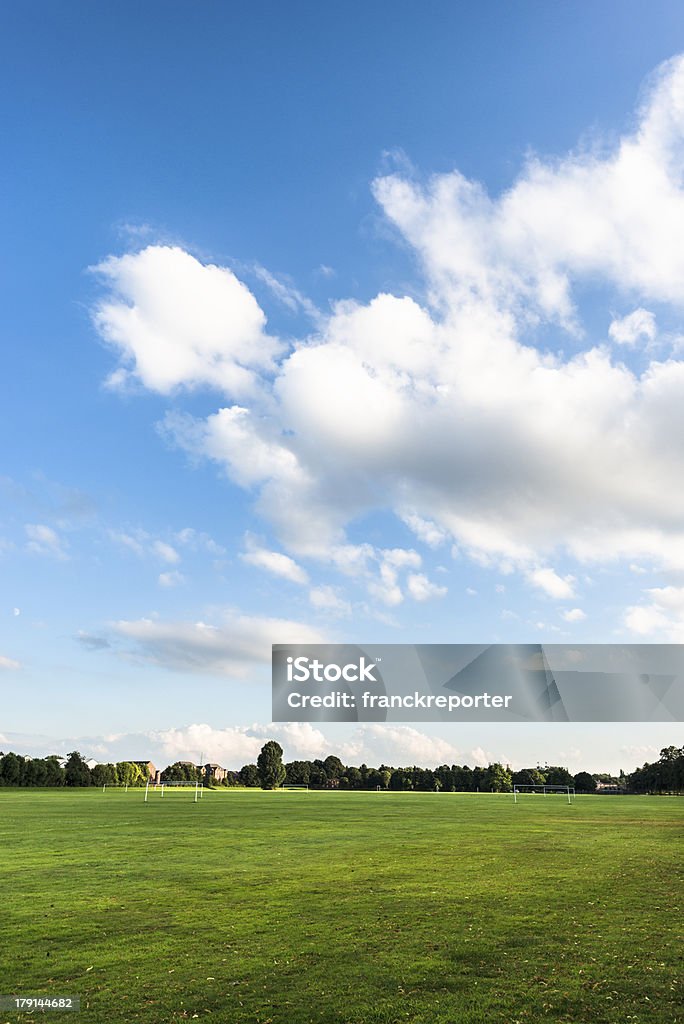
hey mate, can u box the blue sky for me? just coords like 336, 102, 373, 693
2, 2, 684, 774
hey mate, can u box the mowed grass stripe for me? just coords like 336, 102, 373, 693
0, 790, 681, 1023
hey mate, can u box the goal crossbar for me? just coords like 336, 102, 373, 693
144, 779, 204, 803
513, 784, 575, 804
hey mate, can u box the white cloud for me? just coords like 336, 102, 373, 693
625, 584, 684, 639
149, 721, 329, 766
368, 562, 403, 606
109, 530, 146, 556
97, 57, 684, 590
406, 573, 447, 601
153, 540, 180, 564
339, 724, 461, 767
562, 607, 586, 622
92, 246, 282, 396
150, 723, 262, 765
527, 568, 576, 600
25, 524, 68, 560
158, 571, 185, 588
400, 512, 447, 548
252, 265, 319, 321
608, 308, 656, 347
405, 577, 448, 598
0, 655, 21, 671
110, 530, 183, 566
241, 538, 309, 585
381, 548, 422, 571
112, 613, 325, 676
309, 585, 351, 617
174, 528, 225, 555
13, 608, 20, 617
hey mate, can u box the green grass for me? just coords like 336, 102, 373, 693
0, 790, 682, 1024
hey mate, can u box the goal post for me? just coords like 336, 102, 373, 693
513, 783, 575, 805
144, 779, 204, 802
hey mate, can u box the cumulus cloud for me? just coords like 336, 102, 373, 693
527, 568, 576, 600
309, 585, 352, 617
400, 512, 448, 548
174, 528, 225, 555
111, 612, 325, 676
92, 246, 282, 396
0, 655, 21, 671
241, 537, 309, 585
95, 56, 684, 593
625, 585, 684, 640
338, 724, 461, 767
148, 721, 329, 766
608, 308, 656, 347
406, 573, 447, 601
562, 607, 587, 622
109, 530, 184, 566
158, 571, 185, 588
152, 540, 180, 564
25, 524, 68, 560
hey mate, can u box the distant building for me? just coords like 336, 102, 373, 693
84, 757, 99, 771
203, 763, 227, 782
132, 760, 159, 782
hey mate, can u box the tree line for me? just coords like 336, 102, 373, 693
0, 743, 680, 793
0, 752, 154, 788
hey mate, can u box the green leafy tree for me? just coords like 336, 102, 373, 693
162, 761, 198, 782
116, 761, 143, 787
285, 760, 312, 785
512, 767, 546, 787
1, 752, 23, 786
485, 762, 513, 792
44, 757, 65, 787
92, 763, 119, 787
545, 765, 573, 786
323, 755, 344, 781
64, 751, 91, 787
573, 771, 597, 793
23, 759, 48, 786
257, 741, 286, 790
238, 763, 260, 787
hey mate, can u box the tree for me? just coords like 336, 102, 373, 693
0, 752, 23, 786
257, 741, 286, 790
323, 755, 344, 781
64, 751, 91, 787
23, 759, 48, 786
92, 763, 118, 787
162, 761, 198, 782
512, 767, 546, 787
285, 760, 312, 785
116, 761, 144, 787
545, 765, 573, 786
238, 763, 260, 787
44, 756, 65, 787
485, 762, 513, 792
573, 771, 597, 793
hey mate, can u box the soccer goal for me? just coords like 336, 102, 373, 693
144, 779, 204, 803
513, 784, 575, 804
280, 784, 308, 792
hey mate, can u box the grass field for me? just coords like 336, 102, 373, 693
1, 790, 682, 1024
